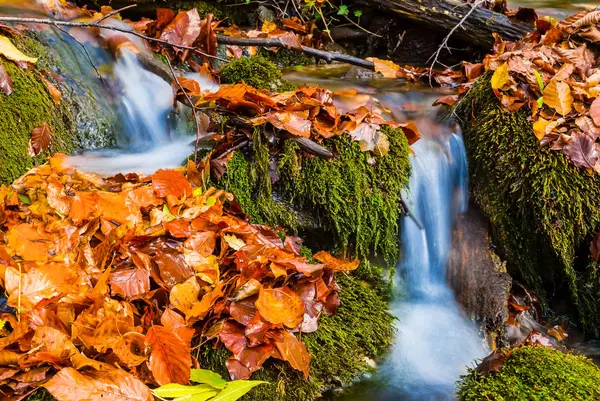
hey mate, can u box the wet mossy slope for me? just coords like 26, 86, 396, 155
458, 346, 600, 401
0, 32, 115, 184
455, 74, 600, 336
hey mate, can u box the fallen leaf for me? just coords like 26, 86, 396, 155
152, 169, 193, 199
145, 325, 191, 385
591, 97, 600, 126
366, 57, 400, 79
44, 367, 153, 401
491, 63, 509, 89
543, 80, 573, 116
256, 287, 304, 328
0, 35, 38, 64
42, 77, 61, 104
28, 123, 52, 157
0, 65, 12, 95
313, 251, 359, 272
563, 131, 598, 169
273, 330, 310, 378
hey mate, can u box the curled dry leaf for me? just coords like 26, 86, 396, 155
313, 251, 359, 272
562, 131, 598, 169
28, 122, 52, 157
366, 57, 401, 79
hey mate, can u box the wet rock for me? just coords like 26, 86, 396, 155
447, 206, 512, 346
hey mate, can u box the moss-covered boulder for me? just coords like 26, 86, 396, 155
0, 31, 116, 184
457, 346, 600, 401
219, 125, 410, 268
455, 74, 600, 336
219, 56, 296, 92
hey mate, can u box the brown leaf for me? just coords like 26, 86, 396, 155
256, 287, 304, 328
159, 9, 201, 59
197, 14, 217, 63
590, 232, 600, 261
145, 325, 191, 385
44, 367, 153, 401
273, 331, 310, 379
0, 65, 12, 95
109, 267, 150, 298
563, 131, 598, 169
156, 8, 175, 30
28, 122, 52, 157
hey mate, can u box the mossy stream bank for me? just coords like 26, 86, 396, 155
0, 30, 116, 184
456, 75, 600, 338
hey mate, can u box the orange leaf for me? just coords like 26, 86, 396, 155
543, 80, 573, 116
274, 331, 310, 379
28, 122, 52, 157
44, 367, 153, 401
152, 169, 193, 199
42, 77, 61, 104
7, 223, 54, 262
256, 287, 304, 328
145, 325, 191, 385
109, 268, 150, 298
313, 251, 359, 272
366, 57, 401, 79
591, 97, 600, 126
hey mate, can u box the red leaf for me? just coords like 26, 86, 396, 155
145, 325, 191, 385
28, 122, 52, 157
156, 8, 175, 30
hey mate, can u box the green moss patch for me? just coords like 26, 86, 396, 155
199, 273, 395, 401
219, 56, 296, 92
219, 125, 411, 268
457, 346, 600, 401
455, 75, 600, 336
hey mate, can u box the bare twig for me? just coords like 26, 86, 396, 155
54, 25, 106, 86
427, 0, 485, 86
94, 4, 138, 24
217, 35, 375, 69
164, 54, 203, 163
0, 16, 228, 62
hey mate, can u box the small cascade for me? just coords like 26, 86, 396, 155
387, 129, 488, 400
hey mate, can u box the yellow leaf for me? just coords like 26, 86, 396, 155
491, 63, 509, 89
543, 80, 573, 116
0, 35, 38, 64
533, 117, 550, 141
261, 21, 277, 33
223, 234, 245, 250
366, 57, 400, 79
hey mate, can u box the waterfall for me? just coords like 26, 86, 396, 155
385, 130, 488, 400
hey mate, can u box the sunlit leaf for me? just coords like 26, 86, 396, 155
189, 369, 227, 389
153, 383, 215, 398
146, 325, 192, 385
366, 57, 400, 79
209, 380, 267, 401
0, 35, 38, 64
256, 287, 304, 328
491, 63, 509, 89
543, 80, 573, 116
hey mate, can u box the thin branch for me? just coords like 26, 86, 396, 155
0, 16, 228, 62
427, 0, 485, 86
94, 4, 138, 24
54, 25, 106, 86
217, 35, 375, 69
164, 54, 203, 163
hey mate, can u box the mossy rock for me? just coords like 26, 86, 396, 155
218, 125, 411, 269
455, 74, 600, 336
0, 31, 116, 184
199, 273, 395, 401
457, 345, 600, 401
258, 48, 313, 70
219, 56, 296, 92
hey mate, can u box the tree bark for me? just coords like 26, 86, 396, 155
360, 0, 534, 49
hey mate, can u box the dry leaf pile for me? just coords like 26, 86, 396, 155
0, 155, 358, 399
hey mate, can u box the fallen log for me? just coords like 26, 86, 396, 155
360, 0, 534, 49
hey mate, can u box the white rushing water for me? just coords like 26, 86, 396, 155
385, 130, 488, 400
